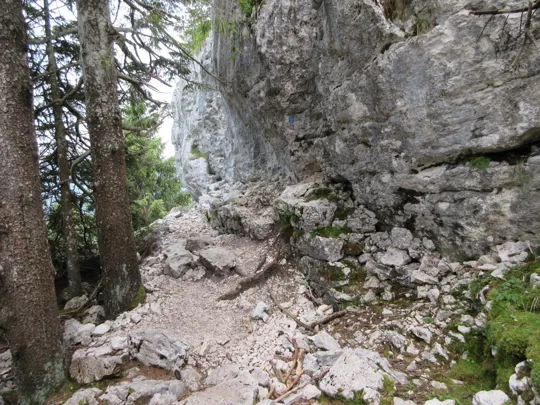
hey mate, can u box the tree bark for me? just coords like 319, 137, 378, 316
77, 0, 142, 317
0, 1, 67, 403
44, 0, 83, 298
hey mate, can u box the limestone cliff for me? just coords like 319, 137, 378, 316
172, 0, 540, 259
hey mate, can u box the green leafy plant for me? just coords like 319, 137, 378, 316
470, 156, 491, 170
238, 0, 255, 17
190, 146, 209, 160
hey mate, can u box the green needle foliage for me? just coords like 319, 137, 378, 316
124, 101, 191, 231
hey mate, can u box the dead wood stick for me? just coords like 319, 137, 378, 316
471, 0, 540, 15
269, 292, 310, 329
296, 349, 305, 375
511, 1, 534, 68
265, 385, 275, 399
271, 291, 349, 331
304, 290, 324, 306
283, 338, 299, 384
306, 309, 348, 330
287, 369, 304, 389
218, 255, 279, 300
274, 368, 329, 402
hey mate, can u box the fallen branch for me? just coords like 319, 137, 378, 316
219, 234, 283, 300
470, 0, 540, 15
218, 255, 279, 300
307, 310, 348, 330
510, 1, 534, 68
283, 338, 299, 384
271, 291, 349, 331
269, 292, 310, 329
274, 368, 329, 402
304, 289, 324, 306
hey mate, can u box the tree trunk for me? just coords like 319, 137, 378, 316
44, 0, 83, 298
77, 0, 141, 317
0, 2, 67, 403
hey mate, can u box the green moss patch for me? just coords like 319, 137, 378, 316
306, 188, 341, 203
190, 147, 208, 160
469, 156, 491, 170
324, 264, 348, 282
130, 284, 146, 310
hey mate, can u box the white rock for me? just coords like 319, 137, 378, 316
251, 301, 270, 322
531, 273, 540, 288
319, 349, 384, 400
64, 319, 95, 346
411, 327, 432, 343
309, 331, 341, 351
381, 247, 412, 267
128, 329, 189, 371
65, 295, 89, 311
111, 336, 128, 351
83, 305, 105, 324
425, 400, 455, 405
64, 388, 102, 405
180, 366, 203, 391
431, 381, 447, 390
92, 323, 111, 336
472, 390, 510, 405
509, 373, 529, 395
496, 242, 528, 263
179, 371, 259, 405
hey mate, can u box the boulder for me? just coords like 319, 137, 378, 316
296, 234, 344, 262
64, 318, 95, 346
496, 242, 528, 263
411, 327, 432, 344
179, 371, 258, 405
205, 363, 241, 386
180, 366, 203, 391
274, 183, 337, 232
391, 228, 414, 250
410, 270, 439, 285
128, 329, 189, 371
319, 349, 384, 400
165, 243, 197, 278
472, 390, 510, 405
381, 248, 412, 267
92, 323, 111, 336
64, 295, 88, 311
69, 353, 124, 384
83, 305, 105, 324
64, 388, 102, 405
309, 331, 341, 351
198, 246, 236, 274
100, 379, 186, 405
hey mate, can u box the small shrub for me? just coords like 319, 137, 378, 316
190, 147, 208, 160
470, 156, 491, 170
238, 0, 255, 17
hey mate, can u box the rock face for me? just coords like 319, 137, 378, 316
172, 0, 540, 259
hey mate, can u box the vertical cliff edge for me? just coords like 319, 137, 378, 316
172, 0, 540, 259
